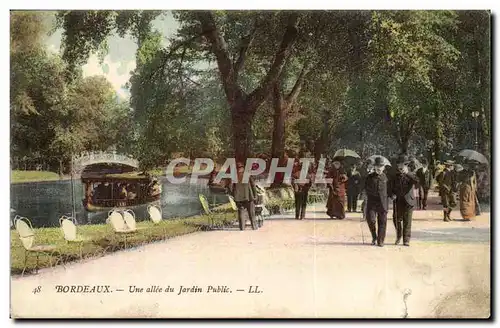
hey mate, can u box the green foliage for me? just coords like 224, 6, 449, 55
14, 10, 491, 172
55, 10, 164, 69
11, 11, 134, 172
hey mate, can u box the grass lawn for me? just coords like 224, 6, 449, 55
10, 186, 302, 276
11, 170, 61, 184
10, 208, 236, 276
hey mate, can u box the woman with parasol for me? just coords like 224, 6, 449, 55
326, 157, 348, 219
326, 149, 359, 219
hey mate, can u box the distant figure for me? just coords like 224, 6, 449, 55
127, 184, 137, 201
230, 162, 258, 230
117, 183, 128, 207
346, 165, 362, 212
416, 159, 433, 210
364, 157, 389, 247
149, 179, 161, 196
436, 160, 457, 222
291, 162, 314, 220
408, 160, 421, 210
459, 168, 477, 221
326, 159, 348, 220
390, 155, 420, 246
359, 160, 373, 220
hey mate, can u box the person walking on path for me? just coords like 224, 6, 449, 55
416, 158, 433, 210
347, 165, 362, 212
326, 159, 348, 220
364, 157, 389, 247
291, 162, 314, 220
436, 160, 458, 222
390, 155, 420, 246
359, 160, 372, 221
459, 166, 478, 221
231, 162, 258, 230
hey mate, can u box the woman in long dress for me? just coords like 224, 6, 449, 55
326, 160, 348, 219
459, 168, 477, 221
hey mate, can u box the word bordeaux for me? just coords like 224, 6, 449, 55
55, 285, 112, 293
166, 157, 333, 184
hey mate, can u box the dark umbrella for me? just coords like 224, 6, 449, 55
457, 149, 488, 165
367, 155, 391, 167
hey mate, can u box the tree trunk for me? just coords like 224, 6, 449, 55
271, 105, 286, 160
231, 101, 254, 163
197, 11, 299, 164
314, 138, 325, 161
399, 140, 409, 155
479, 106, 489, 157
271, 82, 287, 160
59, 159, 64, 178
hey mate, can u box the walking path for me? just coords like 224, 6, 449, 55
10, 193, 490, 318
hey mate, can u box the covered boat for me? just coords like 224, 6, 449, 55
80, 162, 161, 212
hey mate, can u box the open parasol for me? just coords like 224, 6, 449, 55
457, 149, 489, 165
367, 155, 391, 167
333, 149, 360, 160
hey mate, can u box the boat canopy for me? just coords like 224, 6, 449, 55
81, 163, 152, 183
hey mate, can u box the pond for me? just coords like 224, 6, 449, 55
10, 178, 229, 228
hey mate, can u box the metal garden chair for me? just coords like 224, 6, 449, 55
59, 215, 91, 260
14, 216, 58, 275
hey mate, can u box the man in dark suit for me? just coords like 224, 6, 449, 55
416, 158, 433, 210
436, 160, 457, 222
390, 155, 420, 246
364, 157, 389, 247
347, 164, 362, 212
292, 162, 314, 220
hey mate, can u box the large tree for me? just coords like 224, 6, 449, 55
367, 10, 460, 155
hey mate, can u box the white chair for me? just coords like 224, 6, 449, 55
147, 205, 163, 224
59, 216, 90, 260
107, 210, 137, 248
228, 195, 238, 212
14, 216, 57, 275
122, 209, 137, 231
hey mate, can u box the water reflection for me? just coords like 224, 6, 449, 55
10, 178, 227, 228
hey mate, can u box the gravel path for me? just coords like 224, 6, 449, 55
10, 193, 490, 318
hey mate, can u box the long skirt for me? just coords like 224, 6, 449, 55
326, 190, 345, 219
459, 184, 476, 220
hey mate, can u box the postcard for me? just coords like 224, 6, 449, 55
9, 9, 491, 319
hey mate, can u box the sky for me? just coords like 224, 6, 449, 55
44, 11, 180, 99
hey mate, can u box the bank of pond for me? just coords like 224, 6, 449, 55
11, 182, 324, 276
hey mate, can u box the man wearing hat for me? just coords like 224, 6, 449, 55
416, 158, 433, 210
231, 161, 258, 230
390, 155, 420, 246
436, 160, 458, 222
364, 156, 389, 247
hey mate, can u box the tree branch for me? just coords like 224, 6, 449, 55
246, 12, 300, 113
178, 46, 187, 93
148, 33, 203, 82
272, 81, 283, 112
233, 21, 259, 80
197, 11, 242, 103
285, 62, 311, 105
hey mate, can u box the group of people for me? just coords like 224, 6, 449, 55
289, 154, 481, 248
217, 154, 482, 241
91, 179, 161, 206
